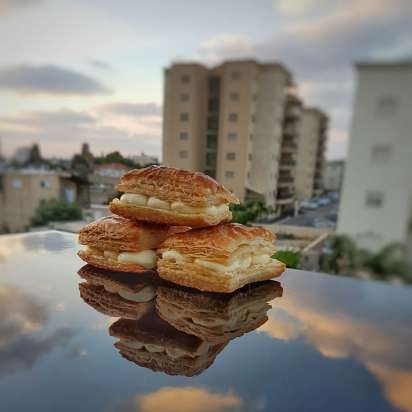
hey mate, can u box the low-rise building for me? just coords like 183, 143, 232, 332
0, 169, 89, 233
130, 152, 158, 166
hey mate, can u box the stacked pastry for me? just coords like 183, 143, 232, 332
78, 165, 285, 293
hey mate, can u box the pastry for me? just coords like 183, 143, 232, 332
109, 310, 227, 376
109, 165, 239, 227
78, 216, 170, 272
77, 264, 166, 318
157, 223, 286, 292
156, 280, 283, 342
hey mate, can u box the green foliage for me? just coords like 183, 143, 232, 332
71, 154, 92, 177
31, 199, 82, 226
272, 250, 300, 269
94, 151, 139, 168
230, 201, 268, 225
320, 235, 358, 275
320, 236, 412, 284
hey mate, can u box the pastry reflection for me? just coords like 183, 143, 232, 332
156, 280, 283, 342
78, 264, 166, 319
78, 265, 283, 376
109, 311, 227, 377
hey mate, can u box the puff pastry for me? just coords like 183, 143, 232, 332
156, 280, 283, 342
78, 216, 170, 272
109, 310, 227, 376
157, 223, 286, 293
109, 165, 239, 227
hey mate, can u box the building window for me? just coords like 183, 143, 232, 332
180, 93, 189, 102
251, 115, 256, 123
371, 144, 392, 163
229, 92, 239, 101
179, 132, 189, 140
225, 171, 234, 178
228, 113, 238, 122
231, 71, 240, 80
248, 153, 252, 161
11, 179, 22, 189
250, 134, 254, 140
181, 74, 190, 84
226, 152, 236, 160
227, 132, 237, 141
179, 113, 189, 122
247, 172, 251, 179
366, 191, 384, 208
40, 180, 50, 188
179, 151, 188, 159
376, 96, 397, 115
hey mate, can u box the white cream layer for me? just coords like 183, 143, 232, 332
86, 246, 157, 269
103, 284, 156, 303
118, 193, 229, 216
161, 249, 272, 273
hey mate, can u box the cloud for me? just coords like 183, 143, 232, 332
0, 64, 110, 95
0, 284, 73, 378
99, 102, 162, 117
0, 0, 43, 15
107, 387, 242, 412
88, 59, 113, 71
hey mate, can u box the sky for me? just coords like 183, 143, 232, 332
0, 0, 411, 161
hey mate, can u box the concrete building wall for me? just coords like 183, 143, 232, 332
215, 61, 256, 201
249, 66, 289, 207
2, 172, 61, 232
162, 63, 209, 171
338, 62, 412, 253
324, 160, 345, 192
295, 108, 327, 200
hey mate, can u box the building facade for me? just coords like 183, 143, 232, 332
162, 60, 297, 212
338, 62, 412, 256
324, 160, 345, 192
294, 108, 328, 200
0, 170, 89, 233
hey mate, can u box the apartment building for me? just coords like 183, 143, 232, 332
324, 160, 345, 192
162, 60, 295, 212
294, 108, 328, 200
338, 61, 412, 257
0, 169, 89, 232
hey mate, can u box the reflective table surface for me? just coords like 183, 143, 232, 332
1, 231, 412, 412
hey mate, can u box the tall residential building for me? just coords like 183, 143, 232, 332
162, 60, 296, 212
338, 61, 412, 257
324, 160, 345, 192
294, 108, 328, 200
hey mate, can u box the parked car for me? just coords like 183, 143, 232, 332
317, 197, 331, 206
299, 200, 318, 210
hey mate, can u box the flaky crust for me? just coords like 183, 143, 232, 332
116, 165, 239, 207
79, 283, 153, 319
109, 200, 232, 227
113, 340, 226, 377
158, 223, 276, 263
77, 264, 165, 293
78, 215, 170, 252
78, 249, 149, 273
157, 259, 285, 293
156, 281, 283, 342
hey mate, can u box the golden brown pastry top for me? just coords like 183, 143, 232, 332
158, 223, 276, 262
116, 165, 239, 207
78, 215, 170, 252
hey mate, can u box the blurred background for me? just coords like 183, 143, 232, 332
1, 0, 411, 283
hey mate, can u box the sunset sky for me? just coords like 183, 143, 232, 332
1, 0, 411, 160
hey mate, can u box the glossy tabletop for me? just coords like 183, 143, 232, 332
1, 231, 412, 412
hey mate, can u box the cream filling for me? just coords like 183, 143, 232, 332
162, 249, 273, 273
103, 284, 156, 303
86, 246, 157, 269
119, 193, 229, 216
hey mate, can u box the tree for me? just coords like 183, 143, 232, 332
31, 199, 82, 226
230, 201, 268, 225
320, 235, 358, 275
